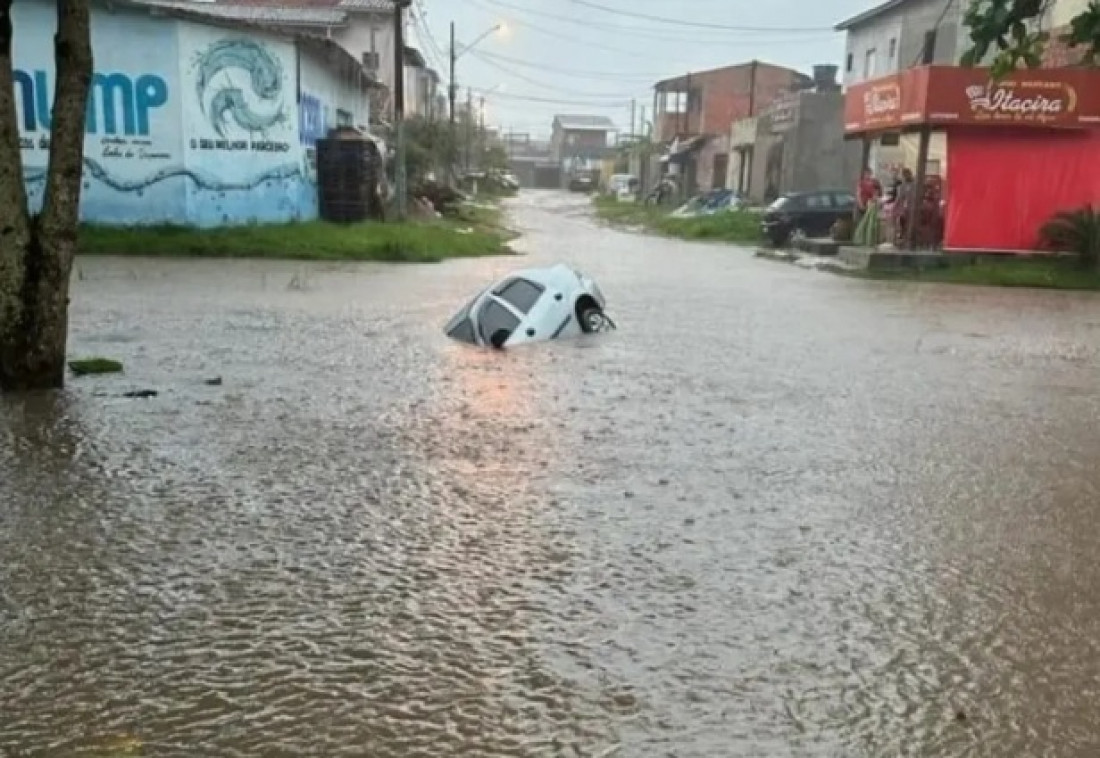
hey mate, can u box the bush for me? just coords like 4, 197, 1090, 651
1039, 205, 1100, 268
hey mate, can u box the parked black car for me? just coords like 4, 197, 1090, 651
761, 190, 857, 246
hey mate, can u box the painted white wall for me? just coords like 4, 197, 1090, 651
844, 20, 903, 86
300, 46, 370, 131
332, 13, 399, 95
14, 0, 184, 223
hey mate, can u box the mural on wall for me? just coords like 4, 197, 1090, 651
13, 0, 185, 223
180, 24, 304, 224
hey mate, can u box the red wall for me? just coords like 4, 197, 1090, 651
945, 128, 1100, 252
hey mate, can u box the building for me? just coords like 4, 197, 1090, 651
729, 65, 862, 203
652, 61, 810, 194
550, 114, 616, 172
835, 0, 966, 180
402, 45, 441, 119
14, 0, 380, 226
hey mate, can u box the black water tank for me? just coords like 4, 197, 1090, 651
316, 137, 380, 223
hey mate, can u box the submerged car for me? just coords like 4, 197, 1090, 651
445, 264, 614, 349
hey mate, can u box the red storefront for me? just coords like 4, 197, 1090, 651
845, 65, 1100, 253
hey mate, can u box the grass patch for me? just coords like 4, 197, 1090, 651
855, 258, 1100, 290
592, 195, 761, 244
78, 209, 514, 263
69, 357, 123, 376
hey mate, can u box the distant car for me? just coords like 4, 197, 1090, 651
568, 174, 595, 193
444, 263, 614, 349
761, 190, 857, 246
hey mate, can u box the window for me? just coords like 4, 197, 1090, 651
846, 53, 854, 73
880, 131, 901, 146
864, 48, 877, 79
495, 278, 544, 314
768, 196, 792, 211
832, 192, 856, 208
888, 37, 897, 65
477, 300, 521, 345
336, 109, 352, 127
447, 318, 476, 344
804, 193, 833, 209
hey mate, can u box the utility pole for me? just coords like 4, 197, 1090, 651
630, 99, 636, 140
393, 0, 411, 219
478, 96, 485, 168
448, 21, 457, 180
465, 87, 473, 171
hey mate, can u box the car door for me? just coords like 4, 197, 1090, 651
490, 276, 562, 345
801, 192, 835, 236
831, 192, 857, 226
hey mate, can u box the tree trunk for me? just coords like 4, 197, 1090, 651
0, 0, 92, 391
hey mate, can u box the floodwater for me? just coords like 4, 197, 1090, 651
4, 192, 1100, 757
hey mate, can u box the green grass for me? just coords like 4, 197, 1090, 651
592, 195, 761, 244
855, 259, 1100, 290
78, 209, 514, 263
69, 357, 123, 376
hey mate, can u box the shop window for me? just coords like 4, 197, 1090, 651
880, 132, 901, 147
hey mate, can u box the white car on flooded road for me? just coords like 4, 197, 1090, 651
444, 264, 614, 348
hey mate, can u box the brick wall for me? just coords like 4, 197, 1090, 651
654, 63, 806, 142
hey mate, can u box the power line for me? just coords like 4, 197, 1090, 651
471, 49, 663, 80
470, 88, 631, 107
466, 49, 648, 97
476, 0, 820, 42
564, 0, 833, 32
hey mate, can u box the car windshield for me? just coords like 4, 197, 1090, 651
767, 196, 792, 211
445, 286, 489, 343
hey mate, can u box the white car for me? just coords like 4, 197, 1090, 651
444, 264, 614, 348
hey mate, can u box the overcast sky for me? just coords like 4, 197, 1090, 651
412, 0, 877, 138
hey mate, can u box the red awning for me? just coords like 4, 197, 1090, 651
844, 65, 1100, 135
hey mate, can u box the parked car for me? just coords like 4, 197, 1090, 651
444, 264, 614, 349
761, 190, 857, 246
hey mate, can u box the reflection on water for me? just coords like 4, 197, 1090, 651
5, 192, 1100, 756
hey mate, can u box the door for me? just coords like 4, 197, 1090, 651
801, 192, 835, 236
712, 153, 729, 190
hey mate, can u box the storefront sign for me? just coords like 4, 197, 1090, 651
844, 65, 1100, 134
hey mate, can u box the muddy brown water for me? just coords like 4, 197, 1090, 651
5, 192, 1100, 757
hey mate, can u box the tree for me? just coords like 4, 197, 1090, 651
0, 0, 92, 392
963, 0, 1100, 75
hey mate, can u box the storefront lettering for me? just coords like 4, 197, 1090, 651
14, 69, 168, 136
967, 84, 1071, 118
864, 86, 900, 116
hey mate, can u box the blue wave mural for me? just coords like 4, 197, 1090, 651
193, 39, 287, 138
24, 157, 303, 192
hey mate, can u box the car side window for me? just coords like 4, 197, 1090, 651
495, 278, 544, 314
833, 192, 856, 208
804, 193, 832, 209
477, 299, 521, 344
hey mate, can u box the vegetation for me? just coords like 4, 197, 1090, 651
592, 196, 761, 245
68, 358, 123, 376
963, 0, 1100, 75
1039, 205, 1100, 269
77, 213, 515, 264
855, 258, 1100, 290
0, 1, 93, 391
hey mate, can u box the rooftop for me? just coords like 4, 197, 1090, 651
834, 0, 909, 31
140, 0, 348, 25
553, 114, 616, 131
654, 60, 809, 90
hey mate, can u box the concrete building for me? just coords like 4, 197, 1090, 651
550, 114, 616, 173
652, 62, 810, 194
729, 66, 862, 203
14, 0, 379, 226
835, 0, 966, 180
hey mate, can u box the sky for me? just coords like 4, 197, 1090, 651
411, 0, 879, 139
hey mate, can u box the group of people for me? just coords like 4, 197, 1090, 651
856, 167, 919, 244
854, 166, 946, 248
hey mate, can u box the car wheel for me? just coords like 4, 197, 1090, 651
579, 306, 612, 334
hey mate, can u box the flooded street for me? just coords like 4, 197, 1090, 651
6, 191, 1100, 756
